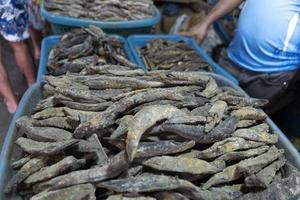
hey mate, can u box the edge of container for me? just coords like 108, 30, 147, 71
41, 1, 161, 29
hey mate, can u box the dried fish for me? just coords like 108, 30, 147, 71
110, 115, 133, 139
5, 158, 45, 193
107, 195, 156, 200
126, 105, 185, 161
11, 156, 32, 170
243, 157, 286, 189
17, 116, 73, 142
16, 137, 78, 155
219, 95, 268, 108
231, 107, 267, 120
237, 120, 257, 128
216, 146, 270, 161
232, 128, 278, 144
203, 146, 284, 189
97, 174, 197, 193
184, 137, 264, 159
25, 156, 85, 185
135, 140, 195, 158
33, 151, 128, 192
143, 156, 220, 175
32, 116, 80, 130
156, 192, 189, 200
31, 183, 96, 200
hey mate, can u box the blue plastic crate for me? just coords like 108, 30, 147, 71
1, 74, 300, 199
127, 35, 239, 85
40, 1, 161, 36
37, 35, 137, 82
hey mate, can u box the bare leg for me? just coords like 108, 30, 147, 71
10, 40, 36, 86
0, 47, 18, 113
29, 27, 42, 64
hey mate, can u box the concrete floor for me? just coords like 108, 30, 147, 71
0, 38, 28, 151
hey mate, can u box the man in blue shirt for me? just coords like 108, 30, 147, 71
183, 0, 300, 114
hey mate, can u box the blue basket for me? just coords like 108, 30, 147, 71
127, 35, 239, 85
1, 74, 300, 199
37, 35, 137, 82
40, 1, 161, 36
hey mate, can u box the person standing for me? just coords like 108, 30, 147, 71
182, 0, 300, 114
0, 0, 36, 113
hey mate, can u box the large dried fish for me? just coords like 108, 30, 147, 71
203, 146, 284, 189
232, 128, 278, 144
5, 158, 45, 193
31, 183, 96, 200
143, 156, 220, 175
16, 137, 78, 155
97, 174, 197, 193
231, 107, 267, 120
126, 105, 186, 161
25, 156, 85, 185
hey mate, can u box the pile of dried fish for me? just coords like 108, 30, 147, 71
44, 0, 156, 21
139, 39, 213, 72
47, 26, 137, 76
5, 69, 300, 200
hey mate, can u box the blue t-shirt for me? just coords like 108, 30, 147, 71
227, 0, 300, 72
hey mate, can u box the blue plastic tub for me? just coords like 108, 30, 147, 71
37, 35, 137, 82
1, 74, 300, 199
40, 1, 161, 35
127, 35, 239, 85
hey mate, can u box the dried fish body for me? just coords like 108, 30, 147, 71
25, 156, 86, 185
107, 195, 156, 200
11, 156, 32, 170
207, 116, 239, 139
30, 183, 96, 200
63, 107, 99, 122
219, 95, 268, 108
5, 158, 45, 193
33, 107, 67, 120
126, 105, 186, 161
32, 116, 80, 130
231, 107, 267, 120
16, 137, 78, 155
97, 174, 197, 193
244, 157, 286, 189
203, 146, 284, 189
44, 76, 89, 91
198, 77, 219, 98
134, 140, 195, 158
249, 123, 269, 133
60, 100, 113, 112
156, 192, 189, 200
17, 116, 73, 142
110, 115, 133, 139
216, 146, 270, 161
237, 120, 257, 128
74, 89, 185, 139
208, 184, 243, 200
191, 104, 212, 117
120, 165, 143, 178
143, 156, 220, 175
192, 137, 265, 159
232, 129, 278, 144
34, 151, 128, 192
77, 134, 108, 165
165, 115, 206, 125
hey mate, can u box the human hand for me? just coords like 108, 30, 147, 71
180, 21, 209, 43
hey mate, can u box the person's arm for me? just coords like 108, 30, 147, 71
181, 0, 243, 43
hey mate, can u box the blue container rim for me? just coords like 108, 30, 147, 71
41, 1, 161, 29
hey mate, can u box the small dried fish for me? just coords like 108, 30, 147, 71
188, 137, 264, 159
219, 95, 268, 108
16, 137, 78, 155
25, 156, 85, 185
126, 105, 186, 161
97, 174, 196, 193
232, 129, 278, 144
231, 107, 267, 120
203, 146, 284, 189
11, 156, 32, 170
135, 140, 195, 158
143, 156, 220, 175
107, 195, 156, 200
34, 151, 128, 192
5, 158, 45, 193
31, 183, 96, 200
244, 157, 286, 189
216, 146, 270, 161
